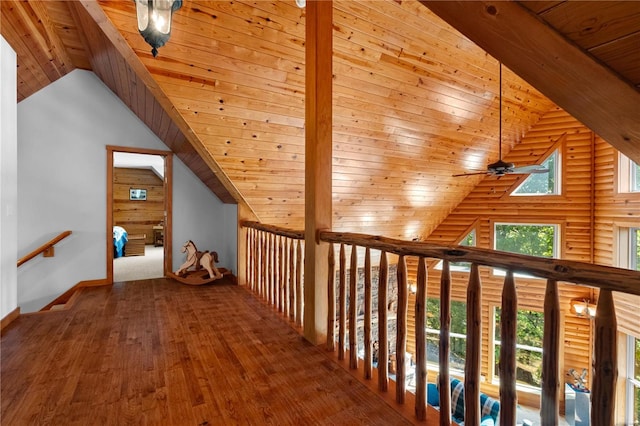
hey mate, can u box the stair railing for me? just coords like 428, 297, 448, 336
242, 222, 640, 425
243, 221, 305, 327
17, 230, 72, 267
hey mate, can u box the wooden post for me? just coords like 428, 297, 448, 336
592, 289, 617, 426
439, 260, 452, 426
465, 263, 482, 425
414, 257, 427, 421
396, 255, 408, 404
303, 0, 332, 345
364, 247, 372, 379
378, 251, 389, 392
327, 243, 336, 351
541, 279, 560, 425
500, 271, 517, 426
349, 245, 358, 369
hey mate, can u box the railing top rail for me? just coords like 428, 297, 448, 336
241, 221, 304, 240
318, 230, 640, 295
17, 230, 72, 267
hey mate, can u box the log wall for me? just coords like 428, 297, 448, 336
113, 167, 165, 245
410, 106, 639, 409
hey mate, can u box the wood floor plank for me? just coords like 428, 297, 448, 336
1, 278, 413, 425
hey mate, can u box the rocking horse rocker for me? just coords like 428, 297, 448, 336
168, 240, 229, 285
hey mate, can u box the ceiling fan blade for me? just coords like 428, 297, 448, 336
511, 165, 549, 174
452, 171, 490, 177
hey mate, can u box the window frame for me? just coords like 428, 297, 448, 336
616, 226, 640, 271
618, 152, 640, 194
434, 227, 476, 273
626, 335, 640, 425
511, 148, 561, 196
490, 305, 545, 393
491, 220, 562, 278
425, 298, 468, 375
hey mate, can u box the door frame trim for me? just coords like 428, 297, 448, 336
106, 145, 173, 283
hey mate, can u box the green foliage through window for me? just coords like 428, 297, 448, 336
513, 150, 558, 195
494, 308, 544, 388
426, 298, 467, 371
494, 224, 557, 258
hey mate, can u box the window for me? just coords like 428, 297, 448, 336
618, 227, 640, 271
512, 149, 560, 195
436, 229, 475, 272
626, 335, 640, 425
426, 298, 467, 372
493, 223, 559, 276
493, 307, 544, 389
619, 153, 640, 193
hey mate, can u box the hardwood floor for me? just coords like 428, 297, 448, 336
1, 278, 413, 425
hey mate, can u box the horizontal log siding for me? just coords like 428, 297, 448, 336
408, 108, 602, 407
593, 138, 640, 339
113, 167, 164, 245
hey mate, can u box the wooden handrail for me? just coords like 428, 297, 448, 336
242, 222, 640, 425
17, 231, 72, 267
241, 220, 304, 240
318, 230, 640, 294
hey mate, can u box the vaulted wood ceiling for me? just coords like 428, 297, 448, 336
2, 0, 639, 240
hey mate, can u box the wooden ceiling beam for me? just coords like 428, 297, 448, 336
419, 0, 640, 164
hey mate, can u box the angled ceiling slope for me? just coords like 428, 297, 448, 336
0, 0, 238, 205
420, 0, 640, 164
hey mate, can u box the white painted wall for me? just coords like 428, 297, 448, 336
0, 36, 18, 319
17, 69, 237, 312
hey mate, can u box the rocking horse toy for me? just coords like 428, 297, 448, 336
168, 240, 228, 285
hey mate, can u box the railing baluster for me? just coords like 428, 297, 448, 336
541, 279, 560, 425
465, 263, 482, 425
295, 240, 303, 328
349, 244, 358, 369
364, 247, 372, 379
327, 243, 336, 351
339, 243, 347, 361
279, 236, 285, 313
261, 231, 267, 299
439, 260, 452, 426
592, 289, 617, 426
396, 254, 408, 404
289, 237, 295, 320
378, 251, 389, 392
500, 271, 517, 426
415, 256, 427, 421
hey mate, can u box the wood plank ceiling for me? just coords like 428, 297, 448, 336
2, 1, 639, 241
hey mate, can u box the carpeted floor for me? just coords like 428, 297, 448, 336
113, 245, 164, 282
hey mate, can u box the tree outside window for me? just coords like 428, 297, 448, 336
494, 223, 558, 258
426, 298, 467, 372
494, 307, 544, 389
512, 149, 560, 195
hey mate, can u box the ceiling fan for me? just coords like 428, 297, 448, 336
453, 63, 548, 177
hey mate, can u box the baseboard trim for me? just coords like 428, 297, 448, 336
40, 278, 111, 311
1, 307, 21, 331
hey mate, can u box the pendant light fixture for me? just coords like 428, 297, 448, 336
134, 0, 182, 57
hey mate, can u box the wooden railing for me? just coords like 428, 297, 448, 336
17, 230, 72, 267
243, 223, 640, 425
243, 221, 305, 328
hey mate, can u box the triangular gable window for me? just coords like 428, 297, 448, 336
512, 149, 560, 196
435, 229, 475, 272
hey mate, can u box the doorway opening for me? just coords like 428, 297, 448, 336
107, 146, 173, 283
